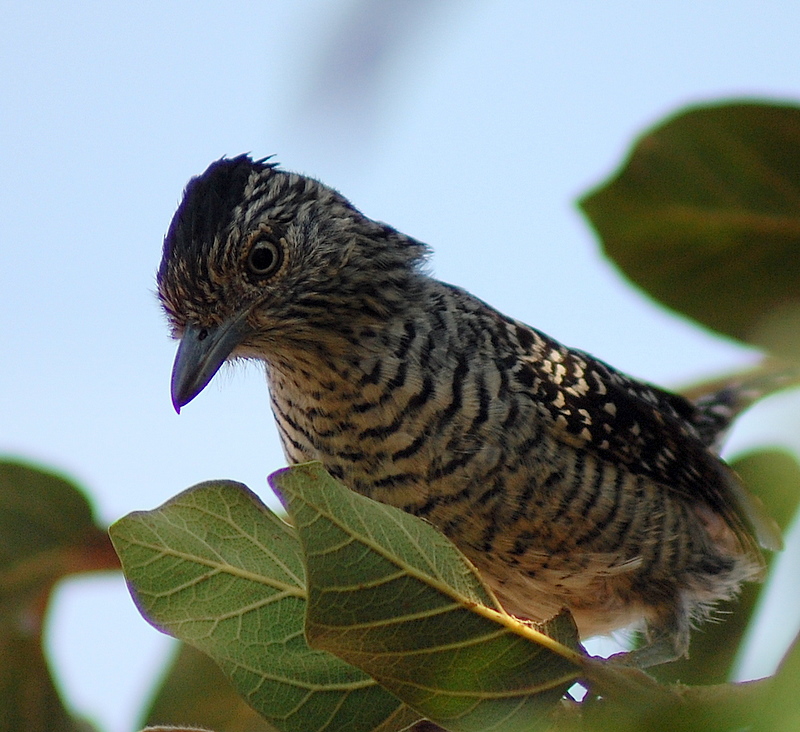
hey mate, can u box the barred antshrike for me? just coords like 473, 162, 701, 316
157, 155, 782, 666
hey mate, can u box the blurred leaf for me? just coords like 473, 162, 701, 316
142, 727, 217, 732
0, 460, 118, 599
677, 359, 800, 407
0, 628, 90, 732
573, 673, 768, 732
0, 459, 114, 732
652, 449, 800, 685
753, 631, 800, 731
579, 101, 800, 355
734, 448, 800, 532
295, 0, 454, 151
273, 462, 583, 732
143, 643, 278, 732
110, 480, 419, 732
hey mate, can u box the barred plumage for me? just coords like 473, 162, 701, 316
158, 155, 783, 666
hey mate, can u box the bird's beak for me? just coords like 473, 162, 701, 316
170, 313, 251, 413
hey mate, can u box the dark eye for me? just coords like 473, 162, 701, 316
247, 239, 283, 277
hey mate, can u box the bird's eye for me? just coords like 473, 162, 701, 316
247, 239, 283, 278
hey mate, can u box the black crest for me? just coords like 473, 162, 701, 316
159, 155, 277, 281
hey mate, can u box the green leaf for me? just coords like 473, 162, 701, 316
579, 101, 800, 355
110, 480, 419, 732
651, 449, 800, 685
272, 463, 583, 732
0, 459, 114, 732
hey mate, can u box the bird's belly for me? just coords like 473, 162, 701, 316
271, 384, 755, 643
472, 548, 647, 638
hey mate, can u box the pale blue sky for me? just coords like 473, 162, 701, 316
2, 3, 800, 730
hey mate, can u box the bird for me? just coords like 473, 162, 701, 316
157, 154, 784, 667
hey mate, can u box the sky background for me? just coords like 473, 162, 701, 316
3, 2, 800, 730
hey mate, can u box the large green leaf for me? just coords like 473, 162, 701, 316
110, 480, 418, 732
580, 101, 800, 355
272, 463, 583, 732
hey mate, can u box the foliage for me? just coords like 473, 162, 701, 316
0, 461, 119, 732
579, 101, 800, 358
3, 100, 800, 731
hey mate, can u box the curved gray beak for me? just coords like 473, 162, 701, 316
170, 313, 251, 412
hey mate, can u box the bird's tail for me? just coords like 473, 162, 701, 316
685, 360, 800, 451
685, 361, 800, 553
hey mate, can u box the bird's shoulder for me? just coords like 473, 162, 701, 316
501, 318, 700, 463
502, 318, 769, 552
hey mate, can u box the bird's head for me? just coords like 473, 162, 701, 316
157, 155, 428, 412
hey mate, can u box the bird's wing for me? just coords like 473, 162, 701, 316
515, 325, 781, 553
